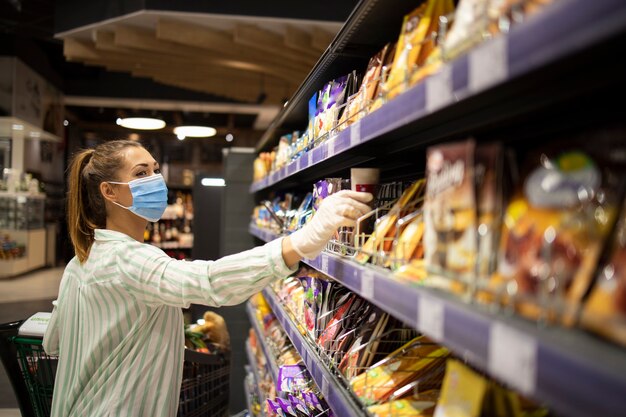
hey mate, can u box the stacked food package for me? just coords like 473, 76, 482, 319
253, 0, 555, 183
252, 129, 626, 347
266, 269, 548, 416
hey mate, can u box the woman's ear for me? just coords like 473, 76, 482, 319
100, 182, 118, 203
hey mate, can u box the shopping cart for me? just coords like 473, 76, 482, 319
0, 319, 231, 417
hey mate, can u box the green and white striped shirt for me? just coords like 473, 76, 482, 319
43, 228, 295, 417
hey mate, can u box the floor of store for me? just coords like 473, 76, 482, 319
0, 267, 64, 416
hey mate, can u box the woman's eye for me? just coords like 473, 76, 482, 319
136, 170, 147, 177
154, 168, 161, 174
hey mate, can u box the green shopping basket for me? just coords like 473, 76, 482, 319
0, 319, 231, 417
0, 320, 54, 417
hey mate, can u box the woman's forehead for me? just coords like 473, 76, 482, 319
121, 146, 157, 168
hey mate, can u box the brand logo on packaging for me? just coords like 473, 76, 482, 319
428, 160, 465, 196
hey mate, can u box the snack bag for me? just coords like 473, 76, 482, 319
319, 75, 350, 139
350, 336, 449, 405
582, 197, 626, 346
475, 143, 504, 282
384, 2, 432, 100
339, 44, 393, 129
433, 360, 488, 417
356, 180, 426, 265
442, 0, 491, 60
277, 365, 309, 393
423, 140, 477, 292
491, 150, 620, 324
314, 83, 332, 140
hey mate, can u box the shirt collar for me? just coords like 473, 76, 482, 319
94, 229, 137, 242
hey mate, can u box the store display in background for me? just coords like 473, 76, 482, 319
252, 0, 556, 182
0, 233, 26, 259
145, 189, 194, 259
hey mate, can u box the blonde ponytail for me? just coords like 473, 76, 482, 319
67, 140, 142, 263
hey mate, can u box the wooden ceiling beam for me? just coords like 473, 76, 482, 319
233, 24, 318, 65
285, 25, 325, 60
68, 36, 293, 90
312, 27, 335, 51
64, 38, 101, 61
156, 18, 309, 83
113, 26, 284, 78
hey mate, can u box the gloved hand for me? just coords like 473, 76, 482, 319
289, 190, 373, 259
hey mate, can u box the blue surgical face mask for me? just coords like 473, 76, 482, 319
108, 174, 168, 222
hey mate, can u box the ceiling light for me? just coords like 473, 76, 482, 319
225, 133, 234, 142
173, 126, 217, 138
63, 120, 69, 127
116, 117, 165, 130
30, 131, 41, 138
201, 178, 226, 187
12, 124, 24, 130
177, 134, 185, 140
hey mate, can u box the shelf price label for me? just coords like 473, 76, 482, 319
296, 157, 302, 172
327, 135, 339, 158
321, 254, 329, 274
321, 375, 330, 399
301, 348, 307, 366
350, 120, 361, 147
489, 323, 537, 395
426, 65, 453, 113
361, 269, 375, 299
469, 36, 508, 93
418, 295, 444, 341
307, 151, 313, 167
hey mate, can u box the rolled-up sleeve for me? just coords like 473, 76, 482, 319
116, 238, 296, 308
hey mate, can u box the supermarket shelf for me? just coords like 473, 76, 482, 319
243, 371, 260, 417
245, 341, 263, 393
251, 0, 626, 192
245, 347, 265, 417
251, 224, 626, 417
262, 288, 364, 417
249, 223, 281, 243
246, 302, 280, 386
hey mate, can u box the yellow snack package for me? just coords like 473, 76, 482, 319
433, 359, 487, 417
385, 1, 435, 100
350, 336, 449, 405
367, 398, 436, 417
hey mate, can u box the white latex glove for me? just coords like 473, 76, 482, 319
289, 190, 373, 259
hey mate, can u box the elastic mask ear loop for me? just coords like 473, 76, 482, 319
107, 181, 131, 210
111, 200, 132, 210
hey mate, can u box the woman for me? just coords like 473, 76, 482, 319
43, 140, 372, 417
